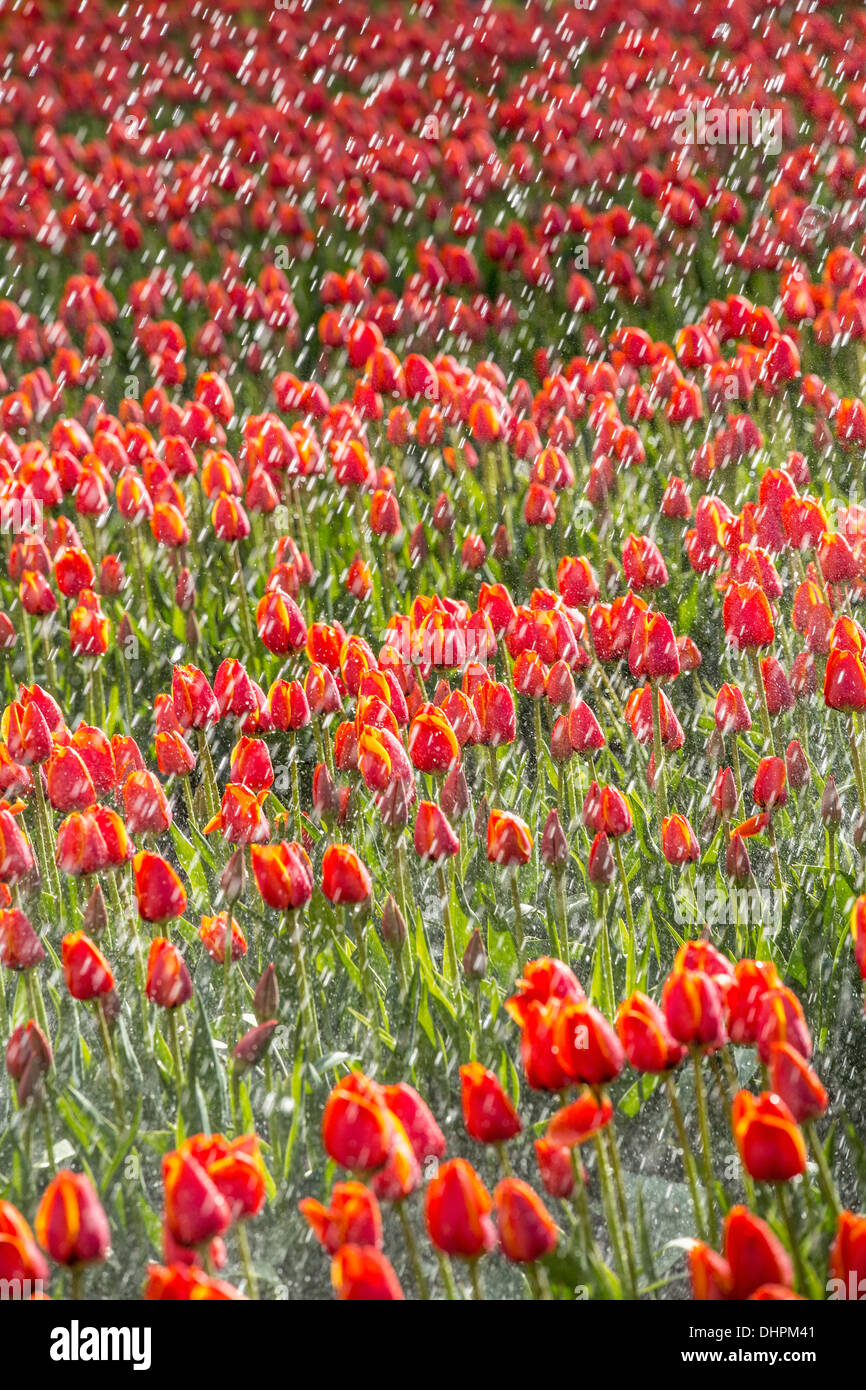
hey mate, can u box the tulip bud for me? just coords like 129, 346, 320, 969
491, 524, 511, 561
220, 847, 246, 904
253, 963, 279, 1023
233, 1020, 278, 1069
726, 831, 751, 882
855, 812, 866, 855
381, 894, 408, 951
705, 728, 724, 765
185, 610, 201, 650
462, 927, 487, 980
312, 762, 340, 820
440, 763, 470, 822
712, 766, 737, 819
785, 739, 809, 790
473, 794, 489, 840
175, 567, 196, 612
377, 776, 411, 830
587, 831, 616, 885
83, 882, 108, 938
541, 808, 567, 869
117, 612, 134, 651
821, 775, 841, 827
6, 1020, 52, 1102
409, 521, 428, 566
432, 492, 454, 535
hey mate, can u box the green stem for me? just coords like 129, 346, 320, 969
665, 1074, 706, 1239
750, 648, 776, 757
612, 838, 635, 994
397, 1201, 430, 1300
288, 909, 321, 1059
691, 1049, 718, 1246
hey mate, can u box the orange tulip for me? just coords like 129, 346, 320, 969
146, 938, 193, 1008
494, 1177, 558, 1263
424, 1158, 496, 1258
459, 1063, 522, 1145
330, 1245, 403, 1301
486, 809, 532, 866
199, 913, 247, 965
250, 841, 314, 911
731, 1090, 807, 1182
299, 1182, 382, 1255
132, 851, 187, 923
61, 931, 114, 1001
35, 1171, 110, 1265
321, 843, 372, 903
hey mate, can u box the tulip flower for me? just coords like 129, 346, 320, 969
459, 1063, 522, 1147
424, 1157, 496, 1263
250, 840, 314, 911
330, 1245, 404, 1301
829, 1211, 866, 1300
661, 813, 700, 865
494, 1177, 558, 1267
203, 783, 270, 845
321, 843, 371, 904
321, 1077, 393, 1173
146, 938, 193, 1009
732, 1090, 807, 1183
0, 1200, 49, 1288
0, 906, 44, 972
35, 1172, 110, 1278
162, 1148, 232, 1249
133, 851, 187, 923
299, 1182, 383, 1255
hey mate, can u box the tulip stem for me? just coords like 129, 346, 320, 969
803, 1119, 841, 1216
486, 745, 501, 802
21, 608, 35, 685
263, 1054, 282, 1177
348, 906, 378, 1046
552, 866, 568, 963
604, 1121, 639, 1297
509, 867, 526, 966
731, 738, 743, 809
289, 730, 303, 841
288, 909, 321, 1060
469, 1258, 485, 1300
596, 886, 616, 1018
775, 1181, 807, 1294
197, 730, 220, 824
766, 818, 784, 897
95, 998, 126, 1129
525, 1262, 552, 1300
70, 1265, 85, 1301
848, 711, 866, 812
167, 1009, 185, 1145
664, 1076, 706, 1239
234, 1221, 259, 1299
182, 774, 198, 834
34, 773, 62, 906
612, 839, 635, 995
397, 1201, 430, 1300
569, 1150, 602, 1266
592, 1131, 630, 1297
749, 648, 776, 757
436, 1251, 459, 1301
232, 542, 257, 660
438, 861, 460, 997
650, 680, 668, 834
691, 1049, 718, 1246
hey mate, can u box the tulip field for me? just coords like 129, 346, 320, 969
4, 0, 866, 1319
